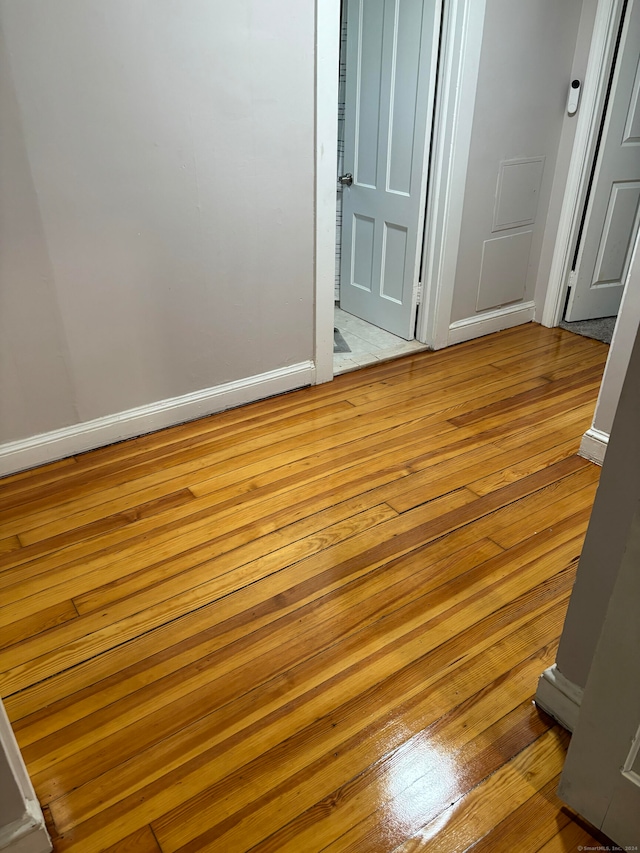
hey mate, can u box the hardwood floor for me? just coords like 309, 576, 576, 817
0, 323, 614, 852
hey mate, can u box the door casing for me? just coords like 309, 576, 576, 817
565, 0, 640, 322
542, 0, 629, 328
318, 0, 631, 385
314, 0, 488, 383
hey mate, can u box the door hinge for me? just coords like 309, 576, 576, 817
415, 282, 423, 305
568, 269, 577, 291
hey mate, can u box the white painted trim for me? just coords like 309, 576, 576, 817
0, 706, 38, 811
411, 0, 445, 336
319, 0, 488, 356
541, 0, 624, 328
578, 425, 609, 465
0, 702, 51, 853
0, 361, 314, 477
418, 0, 487, 349
314, 0, 340, 385
0, 801, 51, 853
447, 301, 536, 346
535, 663, 584, 733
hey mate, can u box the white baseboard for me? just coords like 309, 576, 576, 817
448, 301, 536, 346
578, 426, 609, 466
0, 802, 51, 853
534, 663, 584, 732
0, 361, 315, 478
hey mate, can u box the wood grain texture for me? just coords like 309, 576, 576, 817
0, 325, 612, 852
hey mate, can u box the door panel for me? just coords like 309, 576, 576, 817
353, 215, 376, 290
387, 1, 423, 195
593, 181, 640, 285
355, 1, 384, 188
381, 223, 408, 302
566, 0, 640, 321
340, 0, 440, 339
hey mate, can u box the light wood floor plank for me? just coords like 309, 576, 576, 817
0, 352, 587, 543
151, 591, 573, 853
386, 728, 570, 853
7, 523, 496, 728
0, 372, 594, 580
0, 400, 357, 527
2, 356, 540, 539
197, 649, 561, 853
2, 601, 79, 651
458, 774, 605, 853
134, 556, 576, 845
1, 501, 403, 689
0, 325, 613, 853
469, 436, 581, 495
35, 534, 511, 811
51, 589, 571, 850
533, 818, 604, 853
0, 535, 21, 555
0, 462, 410, 612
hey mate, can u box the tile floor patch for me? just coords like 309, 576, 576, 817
333, 307, 427, 374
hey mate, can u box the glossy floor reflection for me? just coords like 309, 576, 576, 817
0, 323, 614, 852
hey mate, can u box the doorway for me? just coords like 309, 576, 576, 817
333, 0, 442, 374
333, 307, 427, 373
543, 0, 640, 338
315, 0, 488, 384
559, 0, 640, 347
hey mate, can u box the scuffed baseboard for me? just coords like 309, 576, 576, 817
578, 426, 609, 466
0, 801, 51, 853
535, 663, 584, 732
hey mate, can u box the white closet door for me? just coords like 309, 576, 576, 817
566, 0, 640, 321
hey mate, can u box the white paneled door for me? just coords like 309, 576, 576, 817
566, 0, 640, 321
340, 0, 440, 339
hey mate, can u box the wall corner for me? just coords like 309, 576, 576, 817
0, 702, 51, 853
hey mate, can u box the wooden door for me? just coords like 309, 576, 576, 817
339, 0, 440, 339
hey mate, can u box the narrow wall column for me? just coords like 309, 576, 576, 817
0, 700, 50, 853
578, 241, 640, 465
535, 288, 640, 730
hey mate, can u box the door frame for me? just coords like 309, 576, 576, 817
541, 0, 627, 328
314, 0, 487, 382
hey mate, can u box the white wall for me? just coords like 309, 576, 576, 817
535, 240, 640, 734
0, 1, 315, 449
550, 264, 640, 692
451, 0, 584, 325
0, 752, 25, 839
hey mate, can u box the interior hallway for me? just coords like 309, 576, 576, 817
0, 323, 614, 852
